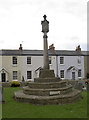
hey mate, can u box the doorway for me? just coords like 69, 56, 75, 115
72, 72, 75, 80
1, 73, 6, 82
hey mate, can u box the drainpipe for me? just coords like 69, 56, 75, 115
56, 55, 58, 77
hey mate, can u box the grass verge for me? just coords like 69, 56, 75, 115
2, 87, 88, 118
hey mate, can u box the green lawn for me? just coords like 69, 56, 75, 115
2, 87, 88, 118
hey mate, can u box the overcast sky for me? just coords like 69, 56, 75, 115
0, 0, 88, 50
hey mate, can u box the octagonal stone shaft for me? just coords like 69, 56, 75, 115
43, 33, 49, 69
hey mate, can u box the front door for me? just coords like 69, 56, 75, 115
72, 72, 75, 80
1, 73, 6, 82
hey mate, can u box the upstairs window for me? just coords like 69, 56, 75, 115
49, 56, 52, 64
13, 57, 17, 64
13, 71, 17, 80
78, 56, 81, 64
60, 57, 64, 64
27, 57, 31, 64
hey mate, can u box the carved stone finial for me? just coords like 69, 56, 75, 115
43, 15, 47, 20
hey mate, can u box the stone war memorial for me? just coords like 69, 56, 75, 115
15, 15, 82, 105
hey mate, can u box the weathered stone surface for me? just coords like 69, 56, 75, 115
39, 69, 55, 78
28, 81, 66, 89
14, 15, 82, 105
34, 77, 61, 83
14, 89, 82, 105
23, 84, 72, 96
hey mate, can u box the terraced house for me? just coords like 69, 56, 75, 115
0, 44, 88, 82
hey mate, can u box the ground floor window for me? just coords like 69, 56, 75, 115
78, 69, 81, 77
13, 71, 17, 80
60, 70, 64, 78
27, 71, 32, 79
49, 56, 52, 64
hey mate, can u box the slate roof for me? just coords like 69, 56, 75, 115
0, 49, 89, 56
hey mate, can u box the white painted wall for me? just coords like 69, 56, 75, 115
22, 56, 57, 81
0, 54, 85, 82
58, 56, 85, 80
22, 56, 43, 81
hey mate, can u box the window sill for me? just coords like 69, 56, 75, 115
49, 64, 52, 66
12, 64, 18, 67
60, 64, 65, 66
61, 78, 65, 80
78, 64, 81, 66
27, 79, 32, 81
27, 64, 32, 65
78, 77, 82, 79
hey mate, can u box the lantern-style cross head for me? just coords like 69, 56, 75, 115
41, 15, 49, 33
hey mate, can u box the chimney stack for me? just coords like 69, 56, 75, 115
49, 44, 55, 51
76, 45, 81, 52
19, 44, 23, 50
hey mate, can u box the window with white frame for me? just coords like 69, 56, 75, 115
78, 69, 81, 77
60, 70, 64, 78
49, 56, 51, 64
13, 71, 17, 80
27, 71, 32, 79
13, 57, 17, 64
78, 56, 81, 64
60, 57, 64, 64
27, 57, 31, 64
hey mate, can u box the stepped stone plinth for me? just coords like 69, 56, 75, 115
15, 72, 82, 105
14, 15, 82, 105
39, 69, 55, 78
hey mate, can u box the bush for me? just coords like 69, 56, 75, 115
10, 81, 20, 87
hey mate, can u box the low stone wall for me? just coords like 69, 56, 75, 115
20, 81, 28, 87
65, 80, 84, 90
0, 82, 11, 87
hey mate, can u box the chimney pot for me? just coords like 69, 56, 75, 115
49, 44, 55, 51
76, 45, 81, 52
19, 44, 23, 50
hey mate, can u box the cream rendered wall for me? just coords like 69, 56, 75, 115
1, 56, 22, 82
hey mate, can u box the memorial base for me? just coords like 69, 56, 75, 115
39, 69, 55, 78
15, 69, 82, 105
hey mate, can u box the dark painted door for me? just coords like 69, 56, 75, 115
72, 72, 75, 80
1, 73, 6, 82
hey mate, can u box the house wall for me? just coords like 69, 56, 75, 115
58, 56, 85, 80
0, 56, 22, 82
22, 56, 43, 81
22, 56, 57, 81
0, 54, 85, 82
